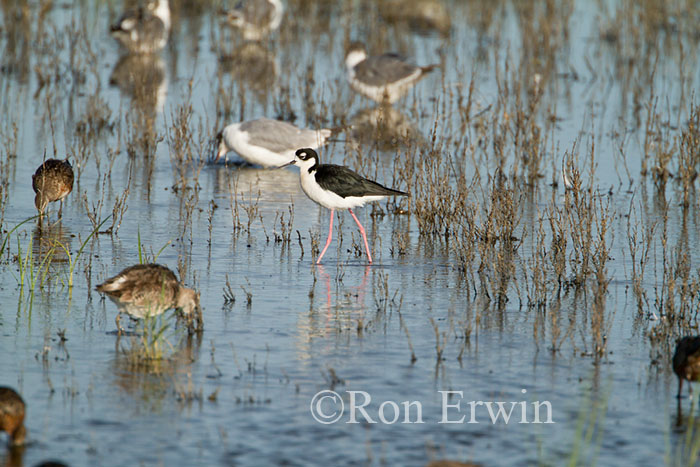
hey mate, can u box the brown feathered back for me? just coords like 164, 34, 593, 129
32, 159, 74, 214
0, 387, 26, 446
673, 336, 700, 381
96, 263, 198, 320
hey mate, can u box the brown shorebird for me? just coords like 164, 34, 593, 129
32, 159, 74, 218
673, 336, 700, 398
96, 264, 200, 333
0, 387, 27, 447
344, 41, 439, 104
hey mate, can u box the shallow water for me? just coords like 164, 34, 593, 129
1, 0, 699, 465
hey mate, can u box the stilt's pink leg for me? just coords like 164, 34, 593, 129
349, 209, 372, 264
317, 209, 334, 264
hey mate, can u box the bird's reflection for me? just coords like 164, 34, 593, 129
218, 41, 278, 103
32, 223, 71, 266
301, 264, 371, 340
111, 331, 203, 406
0, 0, 32, 84
206, 164, 299, 204
350, 105, 424, 151
0, 445, 24, 467
110, 53, 168, 115
378, 0, 451, 36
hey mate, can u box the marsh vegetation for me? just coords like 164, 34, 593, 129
1, 0, 699, 465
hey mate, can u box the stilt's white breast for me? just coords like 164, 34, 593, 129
300, 169, 385, 210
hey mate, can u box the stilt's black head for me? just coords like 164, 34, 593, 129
290, 148, 320, 172
295, 148, 319, 162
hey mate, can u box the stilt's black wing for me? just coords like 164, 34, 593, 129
314, 164, 407, 198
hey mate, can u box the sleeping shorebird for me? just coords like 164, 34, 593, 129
673, 336, 700, 398
110, 0, 171, 54
96, 264, 200, 334
32, 159, 74, 219
220, 0, 284, 41
0, 387, 27, 447
345, 41, 438, 104
214, 118, 341, 168
284, 148, 407, 264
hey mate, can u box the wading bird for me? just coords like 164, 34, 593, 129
214, 118, 340, 168
111, 0, 171, 54
673, 336, 700, 398
220, 0, 284, 41
96, 264, 200, 334
0, 387, 26, 447
345, 41, 438, 104
284, 148, 407, 264
32, 159, 74, 219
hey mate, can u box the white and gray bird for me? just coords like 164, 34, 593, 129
345, 41, 438, 104
110, 0, 171, 54
220, 0, 284, 41
284, 148, 408, 264
214, 118, 341, 168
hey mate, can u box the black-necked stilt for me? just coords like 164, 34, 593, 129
220, 0, 284, 41
345, 41, 438, 104
110, 0, 171, 54
0, 387, 26, 447
673, 336, 700, 398
285, 148, 408, 264
32, 159, 74, 218
214, 118, 341, 168
96, 264, 200, 333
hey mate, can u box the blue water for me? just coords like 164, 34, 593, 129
0, 0, 698, 465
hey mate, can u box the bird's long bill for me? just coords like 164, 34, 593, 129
213, 139, 227, 162
279, 160, 297, 168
